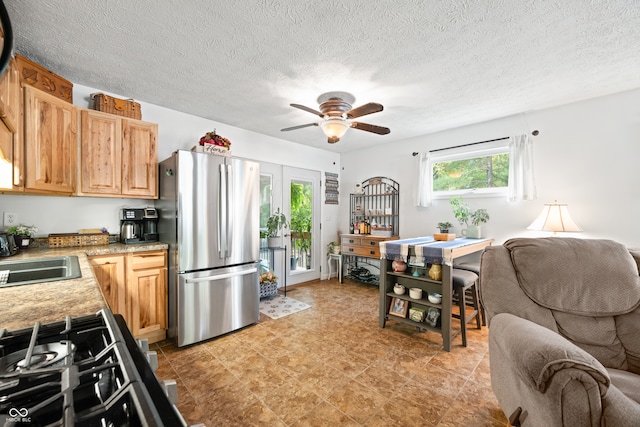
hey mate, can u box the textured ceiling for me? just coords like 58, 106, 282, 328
6, 1, 640, 153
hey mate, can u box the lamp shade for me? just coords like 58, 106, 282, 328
320, 118, 349, 142
527, 201, 582, 233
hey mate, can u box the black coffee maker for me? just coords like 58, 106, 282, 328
120, 208, 159, 244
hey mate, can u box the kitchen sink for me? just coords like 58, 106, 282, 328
0, 256, 82, 287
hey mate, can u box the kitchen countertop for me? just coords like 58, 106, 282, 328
0, 242, 168, 331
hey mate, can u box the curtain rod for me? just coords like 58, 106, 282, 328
412, 130, 539, 156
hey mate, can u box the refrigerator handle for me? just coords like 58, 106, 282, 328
185, 267, 258, 283
218, 163, 227, 258
226, 163, 233, 258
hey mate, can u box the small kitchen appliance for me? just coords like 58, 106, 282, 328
120, 208, 159, 244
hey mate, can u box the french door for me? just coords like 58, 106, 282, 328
259, 163, 320, 287
283, 166, 321, 285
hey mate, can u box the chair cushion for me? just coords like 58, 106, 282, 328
504, 238, 640, 316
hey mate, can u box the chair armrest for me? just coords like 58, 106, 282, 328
489, 313, 610, 426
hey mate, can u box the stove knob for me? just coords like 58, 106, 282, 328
162, 379, 178, 404
145, 350, 158, 372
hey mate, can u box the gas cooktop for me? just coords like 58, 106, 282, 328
0, 309, 191, 426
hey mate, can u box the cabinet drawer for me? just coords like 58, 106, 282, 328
343, 245, 380, 258
360, 238, 380, 248
128, 251, 166, 270
341, 236, 362, 245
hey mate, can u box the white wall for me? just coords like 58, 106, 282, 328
340, 88, 640, 247
0, 84, 341, 250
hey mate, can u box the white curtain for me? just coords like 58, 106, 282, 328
508, 134, 536, 202
414, 152, 432, 207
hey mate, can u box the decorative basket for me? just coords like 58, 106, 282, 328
259, 282, 278, 298
91, 93, 142, 120
48, 233, 109, 248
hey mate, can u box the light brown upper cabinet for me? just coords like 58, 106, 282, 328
0, 58, 23, 191
23, 86, 77, 194
80, 109, 158, 199
0, 57, 20, 133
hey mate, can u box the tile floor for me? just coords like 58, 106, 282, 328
153, 278, 508, 426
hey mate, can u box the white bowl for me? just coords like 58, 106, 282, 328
428, 292, 442, 304
409, 288, 422, 299
393, 284, 405, 295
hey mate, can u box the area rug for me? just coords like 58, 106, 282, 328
259, 295, 310, 319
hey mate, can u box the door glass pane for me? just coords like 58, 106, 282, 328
259, 174, 273, 270
290, 179, 312, 271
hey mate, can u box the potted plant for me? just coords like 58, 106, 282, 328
467, 208, 490, 238
259, 271, 278, 298
327, 241, 341, 256
436, 221, 453, 233
6, 224, 37, 249
450, 197, 490, 238
266, 208, 288, 247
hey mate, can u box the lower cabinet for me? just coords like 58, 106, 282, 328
89, 250, 167, 343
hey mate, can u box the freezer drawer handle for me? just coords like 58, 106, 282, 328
185, 267, 258, 283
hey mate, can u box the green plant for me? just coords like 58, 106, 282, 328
450, 197, 490, 227
327, 241, 340, 256
470, 208, 490, 226
436, 222, 453, 233
6, 224, 37, 237
266, 208, 288, 237
450, 196, 471, 226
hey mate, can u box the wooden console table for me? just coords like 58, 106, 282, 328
340, 234, 399, 284
379, 237, 493, 351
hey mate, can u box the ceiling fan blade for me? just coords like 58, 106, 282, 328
281, 123, 319, 132
351, 122, 390, 135
346, 102, 383, 119
290, 103, 324, 118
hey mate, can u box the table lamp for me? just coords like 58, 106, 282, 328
527, 201, 582, 236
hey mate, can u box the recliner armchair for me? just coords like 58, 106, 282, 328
480, 237, 640, 426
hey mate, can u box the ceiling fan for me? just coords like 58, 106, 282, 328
281, 91, 390, 144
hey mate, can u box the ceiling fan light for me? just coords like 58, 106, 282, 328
320, 118, 349, 140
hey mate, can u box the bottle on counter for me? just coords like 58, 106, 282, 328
354, 220, 360, 234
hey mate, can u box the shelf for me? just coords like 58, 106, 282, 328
385, 315, 441, 334
385, 292, 442, 309
386, 271, 441, 284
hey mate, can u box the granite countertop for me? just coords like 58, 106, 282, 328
0, 242, 168, 331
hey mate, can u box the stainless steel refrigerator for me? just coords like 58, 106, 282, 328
156, 150, 260, 347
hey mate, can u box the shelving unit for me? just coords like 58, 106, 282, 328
342, 177, 400, 284
378, 238, 493, 351
381, 270, 448, 335
349, 176, 399, 236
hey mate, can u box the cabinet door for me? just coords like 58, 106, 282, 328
80, 110, 122, 195
0, 58, 20, 132
0, 119, 12, 189
127, 265, 167, 342
88, 254, 127, 320
24, 86, 77, 193
121, 119, 157, 198
127, 251, 167, 343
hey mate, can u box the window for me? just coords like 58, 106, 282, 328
430, 145, 509, 197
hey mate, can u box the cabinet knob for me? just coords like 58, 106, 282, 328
369, 251, 375, 255
349, 248, 354, 252
369, 241, 375, 246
